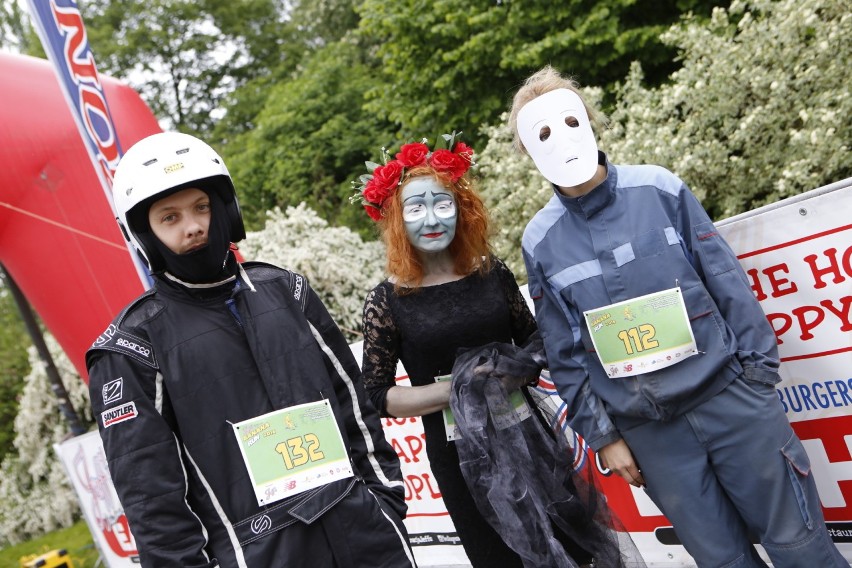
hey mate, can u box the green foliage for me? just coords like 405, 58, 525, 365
355, 0, 727, 150
0, 287, 31, 463
223, 40, 395, 232
601, 0, 851, 218
0, 0, 43, 55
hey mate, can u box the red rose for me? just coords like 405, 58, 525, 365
364, 204, 383, 221
362, 179, 387, 206
364, 161, 404, 205
429, 149, 469, 182
395, 142, 429, 167
453, 142, 474, 162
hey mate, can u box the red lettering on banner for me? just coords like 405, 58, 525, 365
49, 0, 120, 183
791, 305, 826, 341
804, 247, 852, 289
404, 473, 442, 501
51, 1, 100, 86
748, 264, 799, 301
80, 85, 119, 163
821, 297, 852, 332
384, 416, 418, 427
392, 433, 426, 464
102, 514, 138, 557
768, 295, 852, 344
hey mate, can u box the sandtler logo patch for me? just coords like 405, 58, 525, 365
102, 402, 138, 428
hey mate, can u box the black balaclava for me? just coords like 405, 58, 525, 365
149, 188, 234, 284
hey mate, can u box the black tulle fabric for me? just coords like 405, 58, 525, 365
450, 342, 648, 568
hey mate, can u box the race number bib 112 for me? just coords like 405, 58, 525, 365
583, 287, 697, 378
232, 400, 353, 506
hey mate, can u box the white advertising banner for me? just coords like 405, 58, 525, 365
716, 179, 852, 557
54, 431, 139, 566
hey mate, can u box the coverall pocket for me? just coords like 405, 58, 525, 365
694, 221, 737, 276
781, 433, 813, 530
630, 228, 666, 259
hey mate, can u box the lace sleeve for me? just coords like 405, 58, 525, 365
493, 257, 538, 347
361, 283, 401, 417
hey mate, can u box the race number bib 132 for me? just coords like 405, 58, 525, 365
231, 400, 353, 506
583, 287, 697, 378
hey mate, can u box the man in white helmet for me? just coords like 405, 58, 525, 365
86, 132, 415, 568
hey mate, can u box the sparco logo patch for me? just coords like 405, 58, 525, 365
250, 514, 272, 535
293, 275, 303, 301
116, 338, 151, 357
102, 378, 123, 404
102, 402, 138, 428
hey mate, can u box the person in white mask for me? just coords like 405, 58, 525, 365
509, 65, 846, 568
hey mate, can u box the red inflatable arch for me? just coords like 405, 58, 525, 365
0, 52, 161, 381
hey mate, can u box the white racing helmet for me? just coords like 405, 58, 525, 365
112, 132, 246, 272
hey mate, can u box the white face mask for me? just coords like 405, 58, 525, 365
517, 89, 598, 188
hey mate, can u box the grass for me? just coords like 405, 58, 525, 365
0, 520, 100, 568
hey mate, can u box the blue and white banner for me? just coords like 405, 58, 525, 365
27, 0, 151, 287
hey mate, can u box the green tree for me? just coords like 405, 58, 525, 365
0, 0, 43, 54
82, 0, 297, 136
355, 0, 728, 150
223, 40, 394, 232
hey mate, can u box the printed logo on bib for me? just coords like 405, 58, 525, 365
102, 402, 138, 428
102, 378, 123, 404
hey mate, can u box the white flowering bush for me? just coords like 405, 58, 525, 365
476, 118, 550, 281
601, 0, 850, 218
0, 335, 92, 546
241, 203, 386, 340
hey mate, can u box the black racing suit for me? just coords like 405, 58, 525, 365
87, 262, 413, 568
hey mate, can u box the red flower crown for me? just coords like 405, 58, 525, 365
351, 132, 475, 221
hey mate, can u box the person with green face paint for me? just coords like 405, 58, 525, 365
353, 134, 622, 567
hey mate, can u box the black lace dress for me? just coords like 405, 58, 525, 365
361, 259, 535, 568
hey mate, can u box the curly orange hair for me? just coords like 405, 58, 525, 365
378, 165, 491, 291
